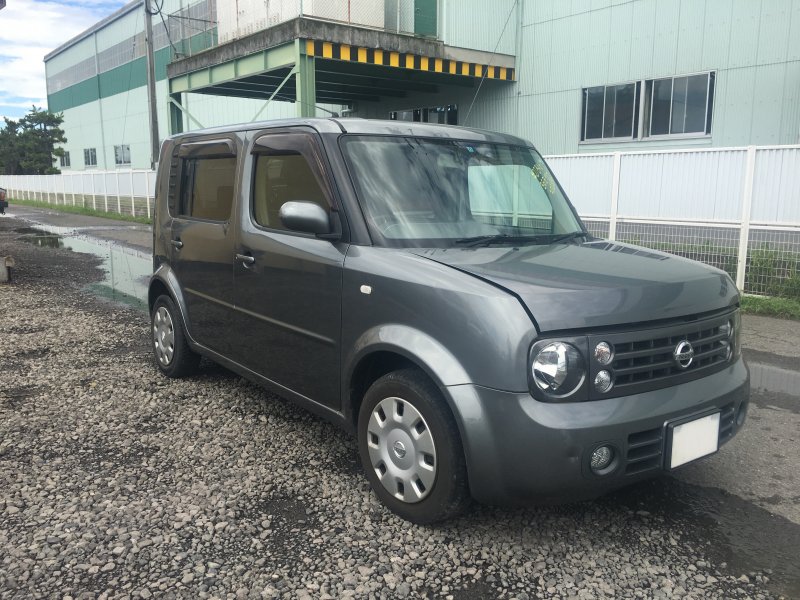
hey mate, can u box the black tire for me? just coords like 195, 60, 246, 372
151, 294, 200, 378
358, 368, 469, 524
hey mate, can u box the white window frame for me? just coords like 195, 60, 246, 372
645, 71, 714, 139
580, 71, 715, 145
114, 144, 131, 166
84, 147, 97, 168
581, 80, 639, 142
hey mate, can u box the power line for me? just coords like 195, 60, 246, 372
463, 0, 518, 126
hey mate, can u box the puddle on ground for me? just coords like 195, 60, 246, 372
605, 477, 800, 597
17, 227, 150, 310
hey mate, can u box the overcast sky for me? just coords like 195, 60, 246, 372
0, 0, 127, 122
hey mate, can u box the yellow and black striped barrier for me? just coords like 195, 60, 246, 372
304, 40, 515, 81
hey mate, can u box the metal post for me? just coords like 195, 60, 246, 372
609, 152, 621, 241
92, 173, 97, 210
144, 0, 161, 169
295, 40, 317, 118
130, 170, 136, 216
116, 171, 122, 213
735, 146, 756, 291
145, 170, 152, 218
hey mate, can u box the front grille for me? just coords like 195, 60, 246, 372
588, 310, 735, 399
614, 327, 728, 386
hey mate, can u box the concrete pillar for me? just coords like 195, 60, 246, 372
295, 40, 317, 118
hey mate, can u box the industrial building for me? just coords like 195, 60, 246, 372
46, 0, 800, 170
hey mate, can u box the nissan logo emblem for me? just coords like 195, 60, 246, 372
673, 340, 695, 369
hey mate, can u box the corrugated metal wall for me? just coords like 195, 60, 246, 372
441, 0, 517, 55
458, 0, 800, 155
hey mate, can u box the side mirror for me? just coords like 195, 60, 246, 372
279, 201, 333, 236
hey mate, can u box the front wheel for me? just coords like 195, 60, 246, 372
151, 294, 200, 378
358, 369, 469, 524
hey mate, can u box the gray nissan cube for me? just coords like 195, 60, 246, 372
149, 118, 749, 523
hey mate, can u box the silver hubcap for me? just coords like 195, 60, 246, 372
367, 396, 437, 503
153, 306, 175, 366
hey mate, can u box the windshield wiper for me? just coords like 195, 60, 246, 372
455, 231, 588, 248
454, 234, 543, 248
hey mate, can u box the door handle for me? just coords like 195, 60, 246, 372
235, 253, 255, 266
171, 239, 183, 249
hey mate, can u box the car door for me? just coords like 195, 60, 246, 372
231, 129, 346, 409
169, 137, 239, 354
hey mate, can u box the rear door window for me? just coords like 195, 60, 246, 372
179, 157, 236, 221
173, 138, 238, 221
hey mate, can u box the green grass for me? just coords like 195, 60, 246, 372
741, 294, 800, 321
8, 197, 152, 225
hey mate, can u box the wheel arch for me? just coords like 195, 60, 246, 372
148, 265, 195, 347
343, 325, 471, 433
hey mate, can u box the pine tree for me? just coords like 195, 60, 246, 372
0, 106, 67, 175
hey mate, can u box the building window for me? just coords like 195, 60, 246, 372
84, 148, 97, 167
581, 72, 714, 142
582, 83, 639, 141
645, 73, 715, 136
59, 152, 71, 168
114, 144, 131, 166
390, 104, 458, 125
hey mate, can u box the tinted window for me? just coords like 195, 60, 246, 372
252, 153, 329, 231
179, 157, 236, 221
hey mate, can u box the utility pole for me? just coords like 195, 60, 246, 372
144, 0, 160, 169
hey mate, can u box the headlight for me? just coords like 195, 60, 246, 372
732, 311, 742, 358
531, 342, 585, 398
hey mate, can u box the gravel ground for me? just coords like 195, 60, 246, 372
0, 215, 783, 599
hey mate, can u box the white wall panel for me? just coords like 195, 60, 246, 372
616, 150, 745, 221
751, 147, 800, 224
546, 154, 614, 216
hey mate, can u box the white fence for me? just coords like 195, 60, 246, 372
2, 144, 800, 297
0, 170, 156, 219
547, 145, 800, 296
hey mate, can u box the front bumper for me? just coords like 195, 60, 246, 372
448, 356, 749, 506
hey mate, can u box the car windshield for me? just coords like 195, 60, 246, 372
340, 135, 585, 248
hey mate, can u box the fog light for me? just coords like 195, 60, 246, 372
594, 342, 613, 365
594, 370, 613, 393
590, 445, 614, 471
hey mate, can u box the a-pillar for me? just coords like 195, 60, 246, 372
295, 40, 317, 118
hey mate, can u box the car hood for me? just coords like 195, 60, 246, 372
412, 240, 738, 332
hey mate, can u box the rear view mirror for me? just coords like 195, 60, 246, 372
279, 201, 333, 236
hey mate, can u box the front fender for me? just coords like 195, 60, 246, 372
346, 323, 471, 391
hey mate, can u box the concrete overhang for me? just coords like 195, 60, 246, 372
167, 17, 515, 105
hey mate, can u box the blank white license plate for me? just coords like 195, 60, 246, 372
669, 412, 720, 469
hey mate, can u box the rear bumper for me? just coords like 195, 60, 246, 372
448, 357, 749, 505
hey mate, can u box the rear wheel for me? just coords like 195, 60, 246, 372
358, 368, 469, 524
151, 294, 200, 378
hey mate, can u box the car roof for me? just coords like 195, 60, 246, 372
167, 117, 533, 147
